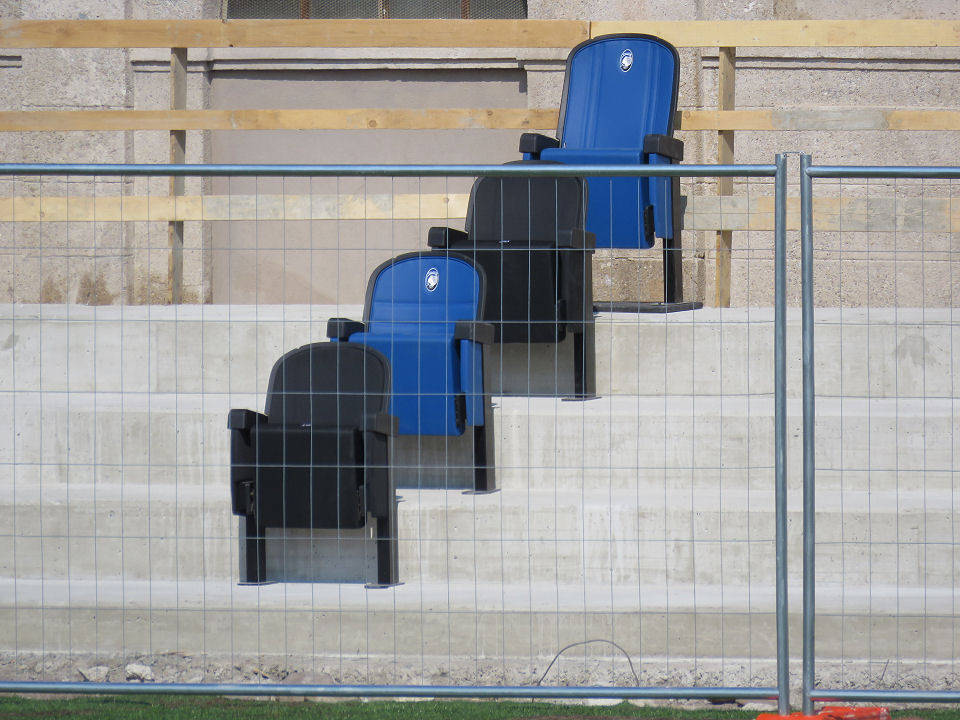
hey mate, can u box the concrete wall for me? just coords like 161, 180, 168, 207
1, 303, 958, 690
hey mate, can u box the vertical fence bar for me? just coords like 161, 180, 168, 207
774, 152, 790, 715
800, 154, 815, 716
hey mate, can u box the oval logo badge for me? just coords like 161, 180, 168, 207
424, 267, 439, 292
619, 48, 633, 72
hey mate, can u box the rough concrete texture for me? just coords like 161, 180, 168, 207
1, 303, 957, 689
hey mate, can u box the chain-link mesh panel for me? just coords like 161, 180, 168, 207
0, 166, 783, 695
226, 0, 526, 19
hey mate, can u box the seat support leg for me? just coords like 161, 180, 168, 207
573, 326, 597, 399
471, 345, 497, 493
374, 505, 399, 587
240, 514, 267, 584
593, 177, 703, 314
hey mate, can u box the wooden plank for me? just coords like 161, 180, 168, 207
678, 109, 960, 131
715, 46, 735, 309
3, 18, 958, 50
5, 107, 960, 133
16, 192, 954, 233
0, 108, 560, 131
14, 192, 960, 232
590, 19, 960, 47
0, 19, 588, 49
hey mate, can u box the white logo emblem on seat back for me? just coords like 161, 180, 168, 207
619, 48, 634, 72
424, 267, 439, 292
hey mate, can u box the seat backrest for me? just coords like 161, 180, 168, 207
264, 342, 390, 427
457, 171, 588, 343
464, 170, 586, 247
558, 34, 679, 150
363, 252, 484, 335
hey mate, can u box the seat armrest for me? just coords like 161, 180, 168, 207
519, 133, 560, 158
368, 412, 399, 436
557, 228, 597, 250
228, 408, 267, 431
454, 320, 495, 345
642, 134, 684, 162
326, 317, 365, 341
428, 226, 469, 248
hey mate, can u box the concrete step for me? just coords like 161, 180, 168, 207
3, 305, 955, 402
1, 303, 957, 669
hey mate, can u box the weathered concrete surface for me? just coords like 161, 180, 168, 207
1, 303, 957, 688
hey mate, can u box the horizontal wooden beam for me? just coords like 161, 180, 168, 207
591, 19, 960, 47
679, 108, 960, 131
5, 193, 957, 233
2, 19, 958, 50
0, 108, 560, 131
4, 107, 960, 132
0, 19, 588, 49
702, 108, 960, 131
0, 193, 471, 222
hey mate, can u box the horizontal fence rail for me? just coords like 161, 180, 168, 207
0, 163, 779, 177
0, 682, 782, 700
0, 159, 789, 706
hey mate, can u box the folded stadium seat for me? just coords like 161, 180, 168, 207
228, 342, 398, 586
327, 251, 496, 492
427, 169, 597, 398
520, 33, 701, 312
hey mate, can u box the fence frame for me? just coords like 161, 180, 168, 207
800, 157, 960, 712
0, 157, 788, 705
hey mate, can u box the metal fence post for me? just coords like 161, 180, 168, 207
774, 152, 790, 716
800, 154, 815, 716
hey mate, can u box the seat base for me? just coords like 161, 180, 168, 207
594, 301, 703, 314
562, 393, 600, 402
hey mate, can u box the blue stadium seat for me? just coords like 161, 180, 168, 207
327, 252, 496, 492
228, 342, 398, 586
520, 34, 698, 311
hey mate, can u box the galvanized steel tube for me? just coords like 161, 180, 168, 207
810, 689, 960, 704
0, 162, 777, 178
774, 152, 790, 715
0, 682, 780, 699
805, 165, 960, 180
800, 154, 816, 716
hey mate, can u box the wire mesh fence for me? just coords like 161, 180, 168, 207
801, 159, 960, 708
0, 161, 787, 701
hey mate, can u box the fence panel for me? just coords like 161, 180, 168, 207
0, 161, 785, 703
801, 159, 960, 709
